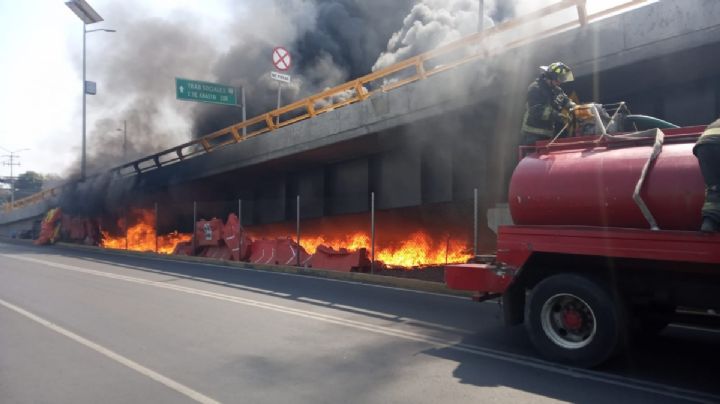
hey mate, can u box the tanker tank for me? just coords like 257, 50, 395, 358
508, 129, 706, 231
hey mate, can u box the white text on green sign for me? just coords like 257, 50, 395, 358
175, 78, 237, 106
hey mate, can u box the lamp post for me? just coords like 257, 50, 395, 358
65, 0, 115, 181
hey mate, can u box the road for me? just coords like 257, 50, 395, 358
1, 241, 719, 404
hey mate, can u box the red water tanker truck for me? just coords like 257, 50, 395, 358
445, 104, 720, 367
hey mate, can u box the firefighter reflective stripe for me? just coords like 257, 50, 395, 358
521, 110, 553, 137
697, 122, 720, 147
541, 105, 553, 120
703, 186, 720, 222
701, 127, 720, 137
702, 201, 720, 222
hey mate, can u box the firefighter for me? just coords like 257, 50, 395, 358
521, 62, 576, 146
694, 118, 720, 232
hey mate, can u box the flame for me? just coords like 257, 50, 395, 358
295, 230, 470, 268
298, 232, 371, 254
377, 232, 470, 268
100, 209, 472, 267
101, 209, 191, 254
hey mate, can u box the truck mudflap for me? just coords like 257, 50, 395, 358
444, 263, 515, 294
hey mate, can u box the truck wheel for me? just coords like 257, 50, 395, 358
525, 274, 625, 368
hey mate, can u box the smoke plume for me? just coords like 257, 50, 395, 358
74, 0, 419, 179
75, 0, 554, 181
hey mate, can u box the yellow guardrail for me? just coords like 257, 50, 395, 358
3, 0, 646, 212
2, 187, 58, 212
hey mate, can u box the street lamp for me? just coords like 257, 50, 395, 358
65, 0, 115, 181
0, 146, 30, 206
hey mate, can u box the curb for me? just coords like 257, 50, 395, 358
0, 237, 36, 246
42, 241, 471, 297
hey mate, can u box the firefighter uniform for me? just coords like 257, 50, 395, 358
694, 119, 720, 232
521, 62, 575, 146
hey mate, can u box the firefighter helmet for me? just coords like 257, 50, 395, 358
540, 62, 574, 83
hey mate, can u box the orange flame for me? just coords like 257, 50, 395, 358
101, 209, 191, 254
101, 209, 472, 267
293, 230, 470, 268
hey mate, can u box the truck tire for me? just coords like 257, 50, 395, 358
525, 274, 625, 368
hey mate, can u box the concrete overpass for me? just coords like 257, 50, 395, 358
3, 0, 720, 241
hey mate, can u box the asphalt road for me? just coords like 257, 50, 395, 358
1, 241, 719, 404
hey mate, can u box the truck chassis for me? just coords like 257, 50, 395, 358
446, 225, 720, 367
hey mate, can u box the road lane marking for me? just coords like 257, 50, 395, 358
62, 255, 477, 334
0, 297, 220, 404
78, 251, 470, 300
3, 253, 719, 404
0, 242, 472, 301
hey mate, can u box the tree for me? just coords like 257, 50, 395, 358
14, 171, 43, 198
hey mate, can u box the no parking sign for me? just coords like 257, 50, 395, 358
272, 47, 292, 71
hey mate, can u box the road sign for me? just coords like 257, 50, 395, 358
175, 78, 237, 106
272, 47, 292, 71
270, 71, 291, 84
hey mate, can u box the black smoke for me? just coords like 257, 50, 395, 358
191, 0, 415, 135
75, 0, 535, 178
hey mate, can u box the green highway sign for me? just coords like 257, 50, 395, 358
175, 78, 237, 106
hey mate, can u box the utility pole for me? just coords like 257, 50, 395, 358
1, 147, 29, 206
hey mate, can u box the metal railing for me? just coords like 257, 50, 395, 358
3, 0, 647, 212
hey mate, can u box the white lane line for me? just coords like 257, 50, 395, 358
67, 255, 477, 334
3, 254, 719, 404
0, 297, 220, 404
78, 251, 470, 300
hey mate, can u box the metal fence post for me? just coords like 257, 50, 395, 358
192, 201, 197, 256
474, 188, 478, 256
371, 192, 375, 274
296, 195, 301, 267
124, 207, 128, 250
154, 202, 159, 253
238, 199, 243, 261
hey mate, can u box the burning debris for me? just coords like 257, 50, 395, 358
100, 209, 192, 254
40, 206, 472, 274
296, 230, 470, 268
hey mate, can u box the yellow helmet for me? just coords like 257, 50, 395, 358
540, 62, 574, 83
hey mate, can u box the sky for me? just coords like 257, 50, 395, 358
0, 0, 650, 183
0, 0, 233, 181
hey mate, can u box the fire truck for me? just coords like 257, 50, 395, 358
445, 103, 720, 367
